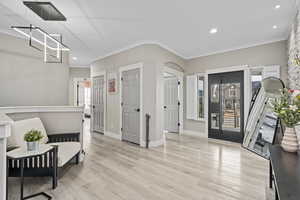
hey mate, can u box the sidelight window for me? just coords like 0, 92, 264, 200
186, 74, 205, 120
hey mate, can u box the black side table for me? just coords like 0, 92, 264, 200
269, 145, 300, 200
7, 145, 56, 200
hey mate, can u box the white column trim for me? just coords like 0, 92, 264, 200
0, 114, 13, 200
0, 106, 84, 114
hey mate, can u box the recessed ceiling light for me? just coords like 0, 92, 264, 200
274, 4, 281, 9
273, 25, 278, 29
72, 57, 78, 60
210, 28, 218, 34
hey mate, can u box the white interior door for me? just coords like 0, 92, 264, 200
164, 77, 179, 133
121, 68, 140, 144
92, 76, 105, 133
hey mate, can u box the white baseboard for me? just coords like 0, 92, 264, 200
104, 131, 122, 140
181, 129, 207, 138
105, 132, 165, 147
140, 137, 165, 148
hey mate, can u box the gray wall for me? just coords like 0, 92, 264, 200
91, 44, 185, 143
0, 33, 70, 106
69, 67, 90, 105
184, 40, 288, 133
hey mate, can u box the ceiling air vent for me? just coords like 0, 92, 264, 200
23, 1, 66, 21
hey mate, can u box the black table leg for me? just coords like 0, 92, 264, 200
6, 158, 8, 200
20, 159, 24, 200
18, 158, 51, 200
269, 161, 273, 189
24, 192, 52, 199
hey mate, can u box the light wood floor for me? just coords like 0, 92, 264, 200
8, 127, 269, 200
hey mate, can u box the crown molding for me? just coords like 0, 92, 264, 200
90, 41, 188, 65
186, 38, 288, 60
90, 38, 288, 66
0, 29, 289, 66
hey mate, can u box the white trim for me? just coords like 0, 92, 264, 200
185, 39, 287, 59
89, 39, 287, 67
204, 65, 251, 137
164, 67, 184, 77
2, 29, 287, 66
164, 66, 184, 134
205, 65, 249, 74
196, 73, 206, 121
104, 131, 122, 140
73, 77, 91, 106
0, 114, 13, 127
140, 138, 165, 147
0, 114, 12, 199
0, 106, 84, 114
186, 72, 206, 122
92, 71, 106, 78
69, 66, 90, 69
91, 71, 106, 134
0, 126, 10, 200
181, 129, 207, 138
119, 63, 144, 147
204, 73, 209, 137
244, 69, 251, 130
193, 118, 206, 122
91, 41, 186, 64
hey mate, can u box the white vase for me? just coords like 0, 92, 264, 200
281, 127, 299, 153
295, 126, 300, 147
27, 141, 39, 152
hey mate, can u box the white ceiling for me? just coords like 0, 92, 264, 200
0, 0, 297, 66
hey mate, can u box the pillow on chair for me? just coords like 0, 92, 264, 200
8, 118, 49, 148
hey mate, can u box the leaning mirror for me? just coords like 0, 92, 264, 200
243, 77, 285, 159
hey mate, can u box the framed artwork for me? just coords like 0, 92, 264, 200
108, 73, 117, 94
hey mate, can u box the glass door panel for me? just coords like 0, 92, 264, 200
221, 83, 241, 132
210, 83, 220, 131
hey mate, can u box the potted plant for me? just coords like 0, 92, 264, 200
272, 89, 300, 152
24, 129, 44, 151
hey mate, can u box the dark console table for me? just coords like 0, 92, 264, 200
269, 145, 300, 200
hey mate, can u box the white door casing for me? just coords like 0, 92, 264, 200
73, 78, 90, 106
164, 77, 179, 133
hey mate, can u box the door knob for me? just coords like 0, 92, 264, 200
93, 105, 95, 108
164, 106, 167, 109
135, 108, 140, 112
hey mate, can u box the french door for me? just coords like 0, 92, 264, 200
208, 71, 244, 143
121, 68, 141, 144
92, 75, 105, 133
